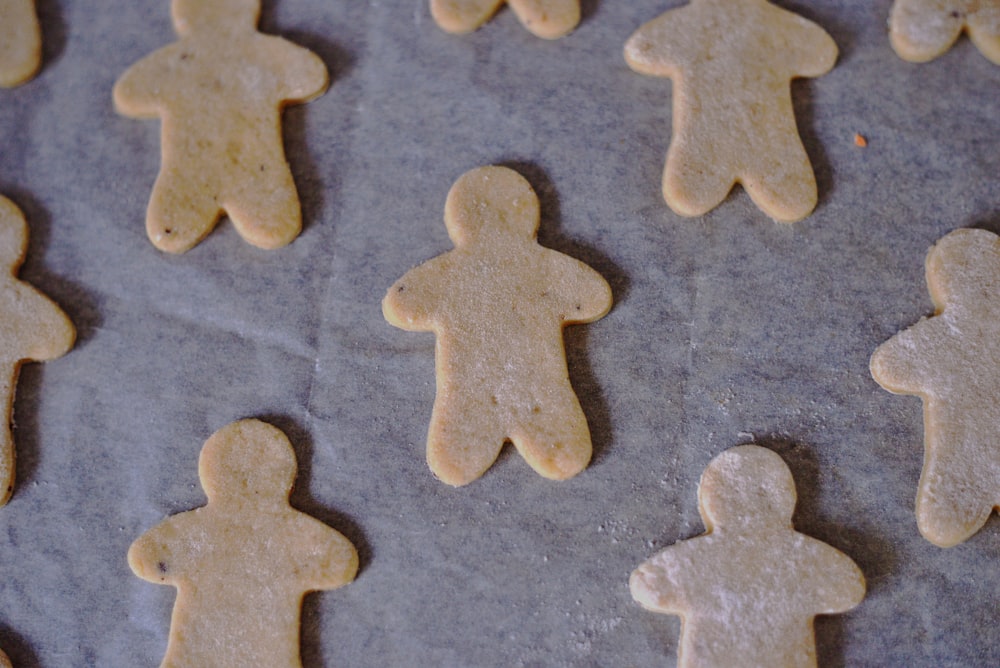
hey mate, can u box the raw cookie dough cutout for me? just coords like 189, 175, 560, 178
871, 228, 1000, 547
113, 0, 328, 253
890, 0, 1000, 64
0, 196, 75, 507
128, 419, 359, 667
0, 0, 41, 87
383, 166, 612, 486
631, 445, 866, 667
624, 0, 838, 223
431, 0, 580, 39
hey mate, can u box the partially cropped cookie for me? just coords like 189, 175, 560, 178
383, 166, 612, 486
0, 196, 75, 507
0, 0, 42, 87
431, 0, 580, 39
113, 0, 328, 253
128, 419, 359, 667
871, 228, 1000, 547
631, 445, 866, 667
625, 0, 837, 222
890, 0, 1000, 64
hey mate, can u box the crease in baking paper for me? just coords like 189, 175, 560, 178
140, 298, 319, 365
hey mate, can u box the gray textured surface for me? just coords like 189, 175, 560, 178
0, 0, 998, 666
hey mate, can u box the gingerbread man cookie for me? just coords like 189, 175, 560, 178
871, 228, 1000, 547
0, 649, 9, 668
890, 0, 1000, 64
383, 166, 612, 486
113, 0, 328, 253
128, 419, 359, 667
431, 0, 580, 39
0, 196, 74, 507
631, 445, 866, 667
624, 0, 838, 223
0, 0, 42, 87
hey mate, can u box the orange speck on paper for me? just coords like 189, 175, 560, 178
854, 133, 867, 148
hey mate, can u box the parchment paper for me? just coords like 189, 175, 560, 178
0, 1, 998, 666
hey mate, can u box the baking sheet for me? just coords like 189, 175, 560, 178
1, 0, 999, 665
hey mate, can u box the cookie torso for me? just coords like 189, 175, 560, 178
407, 241, 596, 400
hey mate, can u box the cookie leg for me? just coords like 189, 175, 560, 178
889, 0, 964, 62
508, 0, 580, 39
741, 138, 817, 223
0, 0, 42, 87
147, 169, 223, 253
968, 9, 1000, 65
662, 144, 735, 218
430, 0, 505, 34
224, 165, 302, 250
509, 390, 591, 480
426, 394, 505, 486
915, 472, 994, 547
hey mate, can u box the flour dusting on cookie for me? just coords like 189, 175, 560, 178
631, 445, 865, 666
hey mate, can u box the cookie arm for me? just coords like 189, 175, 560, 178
870, 325, 941, 394
785, 15, 838, 78
805, 542, 866, 614
295, 518, 359, 591
273, 40, 329, 104
19, 287, 75, 361
127, 519, 187, 585
629, 549, 688, 614
113, 49, 176, 118
623, 11, 686, 77
550, 254, 612, 324
382, 259, 447, 332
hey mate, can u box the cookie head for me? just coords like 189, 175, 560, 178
199, 419, 297, 505
925, 228, 1000, 311
698, 445, 796, 530
172, 0, 260, 36
443, 166, 540, 247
